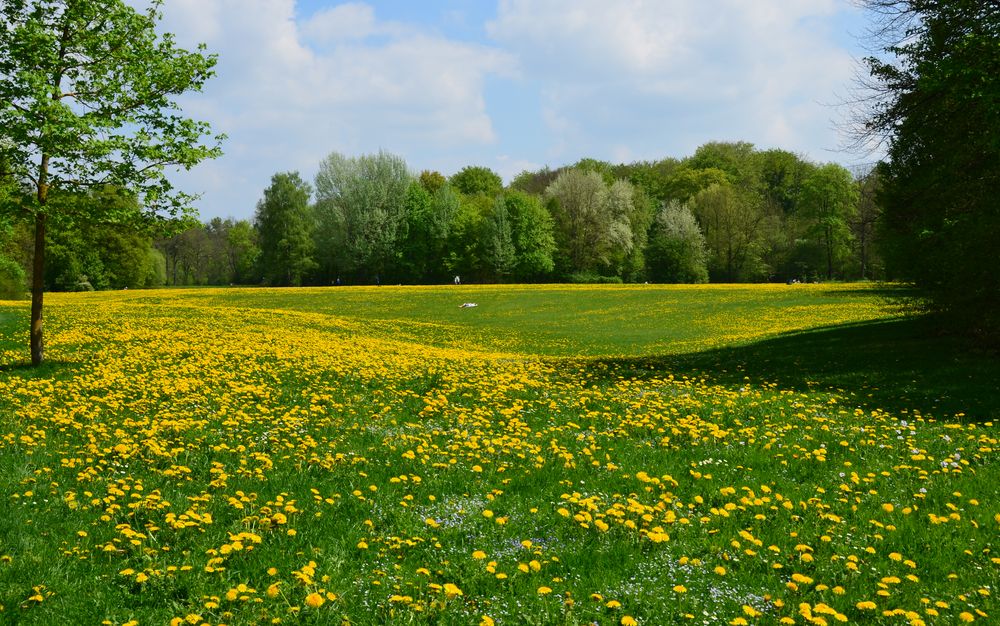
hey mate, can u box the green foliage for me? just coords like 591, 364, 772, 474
225, 220, 259, 284
646, 201, 709, 283
418, 170, 447, 195
45, 220, 162, 291
449, 165, 503, 197
0, 255, 26, 299
0, 0, 223, 217
314, 151, 411, 279
613, 158, 680, 203
484, 195, 517, 279
545, 169, 634, 276
685, 141, 758, 183
254, 172, 316, 286
399, 180, 454, 282
444, 194, 489, 278
861, 0, 1000, 337
155, 213, 257, 286
502, 191, 556, 280
693, 183, 773, 282
0, 210, 26, 299
755, 149, 811, 215
799, 164, 858, 280
36, 188, 163, 290
510, 166, 559, 196
663, 166, 731, 203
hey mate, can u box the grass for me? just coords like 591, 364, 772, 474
0, 284, 996, 625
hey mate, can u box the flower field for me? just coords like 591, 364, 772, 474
0, 285, 996, 625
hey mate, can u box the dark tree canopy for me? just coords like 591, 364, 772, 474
255, 172, 315, 287
860, 0, 1000, 337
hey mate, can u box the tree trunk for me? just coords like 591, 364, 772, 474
30, 212, 46, 366
826, 225, 834, 280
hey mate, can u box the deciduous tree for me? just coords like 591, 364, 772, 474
254, 172, 316, 287
0, 0, 222, 364
647, 201, 708, 283
858, 0, 1000, 335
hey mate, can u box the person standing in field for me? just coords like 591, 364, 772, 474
454, 275, 461, 285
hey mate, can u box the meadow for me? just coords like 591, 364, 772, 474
0, 284, 996, 625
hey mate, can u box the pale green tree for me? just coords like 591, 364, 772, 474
314, 151, 411, 279
545, 169, 633, 275
647, 201, 709, 283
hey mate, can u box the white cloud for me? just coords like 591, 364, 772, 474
488, 0, 857, 162
147, 0, 515, 218
128, 0, 864, 219
300, 3, 378, 42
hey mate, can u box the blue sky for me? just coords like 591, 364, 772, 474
154, 1, 875, 220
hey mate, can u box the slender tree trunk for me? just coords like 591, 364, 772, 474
30, 212, 46, 366
826, 226, 834, 280
31, 153, 50, 366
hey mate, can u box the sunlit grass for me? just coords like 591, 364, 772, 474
0, 285, 996, 625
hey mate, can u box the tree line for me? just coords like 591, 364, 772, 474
5, 141, 884, 293
3, 0, 996, 368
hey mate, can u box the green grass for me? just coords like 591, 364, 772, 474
0, 284, 996, 626
118, 283, 997, 421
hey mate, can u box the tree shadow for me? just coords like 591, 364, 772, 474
0, 358, 83, 376
593, 316, 1000, 422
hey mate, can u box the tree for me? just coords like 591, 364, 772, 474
399, 181, 435, 281
663, 166, 731, 204
799, 164, 858, 280
225, 220, 259, 284
544, 169, 633, 276
418, 170, 447, 195
647, 201, 709, 283
450, 166, 503, 198
314, 151, 411, 279
857, 0, 1000, 336
685, 141, 758, 185
254, 172, 316, 287
693, 183, 771, 282
510, 166, 559, 196
613, 158, 680, 204
484, 195, 516, 280
0, 0, 222, 364
444, 193, 489, 280
502, 191, 555, 281
851, 167, 882, 281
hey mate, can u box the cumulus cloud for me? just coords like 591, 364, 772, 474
147, 0, 514, 218
127, 0, 863, 218
487, 0, 858, 162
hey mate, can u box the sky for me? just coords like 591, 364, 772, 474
150, 0, 876, 220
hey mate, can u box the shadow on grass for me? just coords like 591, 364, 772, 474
595, 316, 1000, 422
0, 358, 83, 376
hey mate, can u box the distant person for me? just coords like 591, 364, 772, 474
335, 276, 341, 286
454, 275, 461, 285
375, 275, 381, 287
